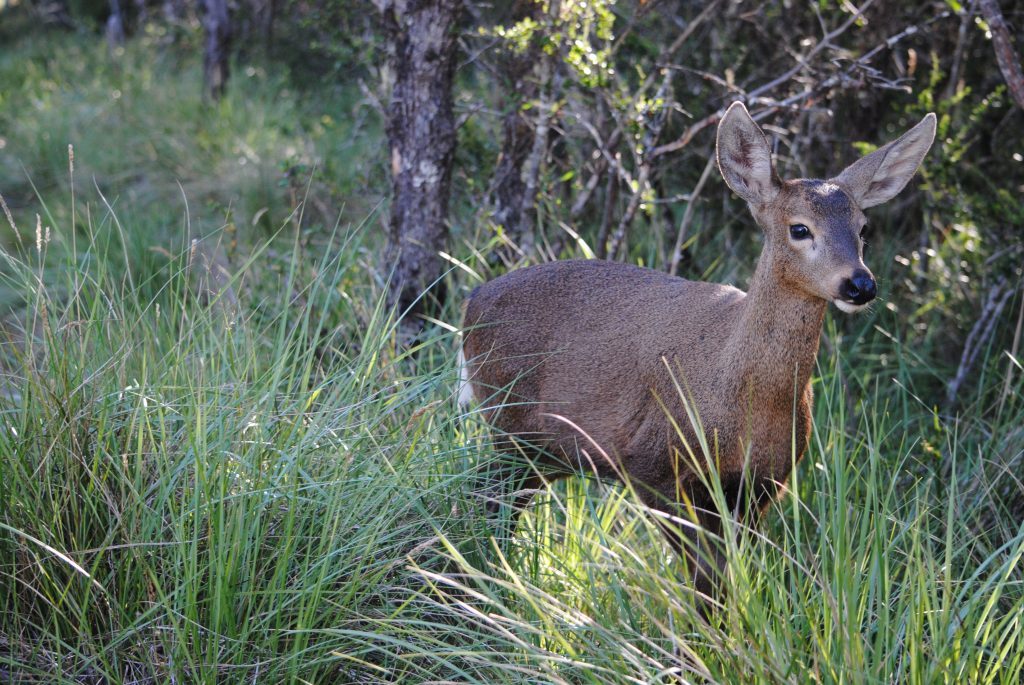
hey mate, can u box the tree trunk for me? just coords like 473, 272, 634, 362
133, 0, 148, 28
105, 0, 126, 49
200, 0, 231, 101
979, 0, 1024, 111
378, 0, 461, 331
485, 0, 544, 254
258, 0, 276, 47
163, 0, 184, 25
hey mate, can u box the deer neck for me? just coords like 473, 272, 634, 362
726, 255, 826, 403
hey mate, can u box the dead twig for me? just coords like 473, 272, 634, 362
945, 0, 976, 100
669, 156, 716, 275
979, 0, 1024, 111
568, 1, 719, 227
654, 10, 939, 160
606, 67, 675, 258
946, 277, 1015, 409
744, 0, 877, 104
569, 127, 622, 220
594, 161, 619, 259
649, 112, 720, 159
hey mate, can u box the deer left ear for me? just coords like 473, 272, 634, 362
832, 113, 936, 209
716, 102, 779, 206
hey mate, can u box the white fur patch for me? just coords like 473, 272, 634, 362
834, 299, 867, 314
812, 182, 843, 197
456, 345, 475, 408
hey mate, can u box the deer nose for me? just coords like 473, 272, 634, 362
841, 270, 877, 305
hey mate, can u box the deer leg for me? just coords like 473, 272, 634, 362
638, 486, 726, 615
682, 509, 726, 616
476, 444, 547, 541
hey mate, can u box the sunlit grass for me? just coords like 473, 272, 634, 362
1, 17, 1023, 684
411, 344, 1024, 684
2, 156, 1023, 684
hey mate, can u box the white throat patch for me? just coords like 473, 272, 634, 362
834, 299, 868, 314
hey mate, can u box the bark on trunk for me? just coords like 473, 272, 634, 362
258, 0, 276, 47
163, 0, 185, 24
485, 0, 544, 252
979, 0, 1024, 111
201, 0, 231, 101
133, 0, 148, 28
378, 0, 461, 329
106, 0, 126, 49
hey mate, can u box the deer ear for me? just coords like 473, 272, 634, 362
716, 102, 779, 205
832, 113, 936, 209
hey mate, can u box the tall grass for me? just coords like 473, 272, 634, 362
417, 348, 1024, 684
0, 193, 484, 681
0, 22, 383, 266
2, 20, 1022, 685
1, 178, 1022, 682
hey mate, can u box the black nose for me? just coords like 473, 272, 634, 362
841, 270, 876, 305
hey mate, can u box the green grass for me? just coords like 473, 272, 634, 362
2, 17, 1023, 685
0, 21, 383, 284
2, 188, 1022, 683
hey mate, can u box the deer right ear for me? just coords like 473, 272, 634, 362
716, 102, 779, 206
832, 113, 936, 209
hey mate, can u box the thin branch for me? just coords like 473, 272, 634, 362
649, 112, 719, 159
573, 112, 635, 188
669, 156, 716, 275
946, 277, 1015, 409
945, 0, 976, 100
979, 0, 1024, 110
595, 166, 618, 260
607, 67, 675, 258
649, 0, 723, 74
999, 283, 1024, 415
745, 0, 877, 103
568, 1, 719, 223
569, 127, 623, 219
516, 0, 562, 253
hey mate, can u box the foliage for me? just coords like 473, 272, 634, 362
0, 24, 384, 307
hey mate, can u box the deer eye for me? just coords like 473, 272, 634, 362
789, 224, 811, 240
860, 225, 870, 240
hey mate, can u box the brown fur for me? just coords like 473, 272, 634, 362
460, 103, 935, 605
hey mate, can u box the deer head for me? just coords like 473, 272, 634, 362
716, 102, 936, 313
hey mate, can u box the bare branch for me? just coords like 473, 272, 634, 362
946, 277, 1015, 409
568, 1, 719, 224
594, 165, 618, 259
649, 112, 719, 159
670, 156, 716, 275
945, 1, 976, 100
745, 0, 877, 103
606, 67, 676, 258
979, 0, 1024, 110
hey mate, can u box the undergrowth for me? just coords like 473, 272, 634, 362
1, 19, 1023, 685
1, 166, 1022, 683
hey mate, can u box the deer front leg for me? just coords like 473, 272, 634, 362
476, 442, 548, 543
638, 484, 726, 616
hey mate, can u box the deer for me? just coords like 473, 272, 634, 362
458, 101, 935, 609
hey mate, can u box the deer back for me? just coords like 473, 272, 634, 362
463, 259, 753, 485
